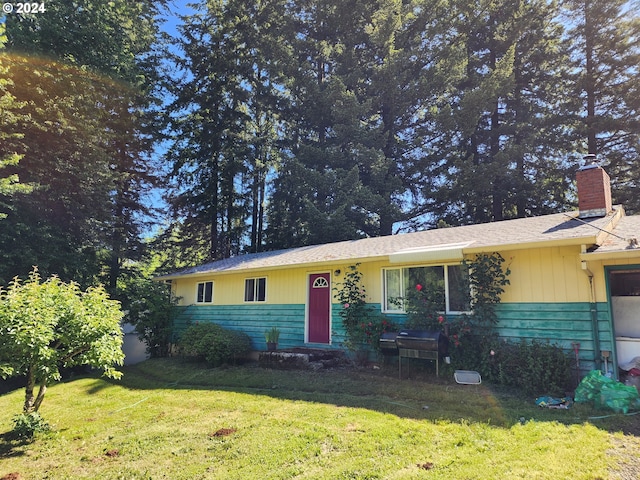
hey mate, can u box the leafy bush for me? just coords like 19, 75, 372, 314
178, 323, 252, 367
12, 412, 50, 439
335, 264, 396, 354
117, 276, 180, 357
403, 283, 447, 331
465, 337, 572, 396
463, 252, 511, 336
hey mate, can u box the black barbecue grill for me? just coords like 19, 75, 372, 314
379, 329, 449, 377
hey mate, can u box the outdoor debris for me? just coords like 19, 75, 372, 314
620, 356, 640, 372
535, 396, 573, 409
454, 370, 481, 385
258, 348, 348, 370
575, 370, 640, 414
620, 357, 640, 394
210, 428, 237, 437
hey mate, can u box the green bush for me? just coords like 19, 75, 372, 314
178, 323, 252, 367
12, 412, 50, 439
452, 336, 572, 396
335, 264, 396, 355
482, 339, 572, 396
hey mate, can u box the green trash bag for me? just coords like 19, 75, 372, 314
574, 370, 614, 403
596, 382, 640, 414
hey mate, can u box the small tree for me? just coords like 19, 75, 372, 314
464, 252, 511, 335
117, 275, 179, 358
335, 264, 396, 356
0, 268, 124, 414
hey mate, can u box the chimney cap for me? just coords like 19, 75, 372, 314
579, 153, 599, 170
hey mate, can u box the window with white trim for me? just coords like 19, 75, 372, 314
382, 265, 470, 313
196, 281, 213, 304
244, 277, 267, 302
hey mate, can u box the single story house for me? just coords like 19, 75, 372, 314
157, 164, 640, 375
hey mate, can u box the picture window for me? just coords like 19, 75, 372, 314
382, 265, 469, 313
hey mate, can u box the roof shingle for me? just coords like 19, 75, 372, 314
158, 207, 639, 279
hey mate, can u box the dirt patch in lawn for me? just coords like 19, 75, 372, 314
608, 435, 640, 480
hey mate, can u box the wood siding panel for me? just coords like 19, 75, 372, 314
172, 304, 306, 350
494, 302, 612, 372
501, 246, 590, 304
171, 300, 613, 372
173, 270, 311, 306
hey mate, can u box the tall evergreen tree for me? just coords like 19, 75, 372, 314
424, 0, 572, 226
1, 1, 164, 285
266, 0, 459, 246
164, 0, 286, 260
563, 0, 640, 213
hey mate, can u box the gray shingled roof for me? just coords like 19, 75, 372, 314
158, 207, 639, 279
591, 214, 640, 253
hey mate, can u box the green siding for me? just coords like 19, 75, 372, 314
494, 302, 612, 372
173, 304, 306, 350
171, 301, 614, 371
173, 304, 347, 352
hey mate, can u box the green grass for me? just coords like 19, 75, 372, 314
1, 358, 639, 479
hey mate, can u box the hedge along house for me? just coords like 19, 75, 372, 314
158, 163, 640, 376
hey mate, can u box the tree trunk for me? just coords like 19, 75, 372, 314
23, 365, 36, 413
33, 379, 47, 413
584, 0, 597, 154
23, 365, 48, 413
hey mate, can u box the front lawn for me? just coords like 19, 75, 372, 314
0, 358, 638, 479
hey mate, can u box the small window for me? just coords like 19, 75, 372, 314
312, 277, 329, 288
245, 277, 267, 302
196, 281, 213, 304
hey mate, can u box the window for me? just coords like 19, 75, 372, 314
244, 277, 267, 302
383, 265, 470, 313
196, 281, 213, 304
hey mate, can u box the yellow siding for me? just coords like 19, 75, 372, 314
174, 269, 310, 306
583, 257, 640, 302
171, 245, 603, 307
173, 261, 392, 307
500, 246, 592, 303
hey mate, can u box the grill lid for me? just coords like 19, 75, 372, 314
396, 329, 449, 356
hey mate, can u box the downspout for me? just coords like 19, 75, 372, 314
581, 254, 601, 371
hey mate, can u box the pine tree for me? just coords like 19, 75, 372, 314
564, 0, 640, 213
425, 0, 572, 225
1, 0, 164, 285
165, 0, 286, 258
266, 0, 459, 244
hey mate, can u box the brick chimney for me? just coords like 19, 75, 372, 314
576, 155, 612, 218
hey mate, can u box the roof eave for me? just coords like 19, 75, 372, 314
463, 236, 600, 255
153, 254, 390, 280
579, 249, 640, 262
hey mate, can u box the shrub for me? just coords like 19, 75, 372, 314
472, 338, 572, 396
404, 283, 447, 331
12, 412, 50, 439
117, 276, 180, 358
463, 253, 511, 335
178, 323, 252, 367
335, 264, 396, 354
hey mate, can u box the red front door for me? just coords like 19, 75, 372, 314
308, 273, 330, 344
